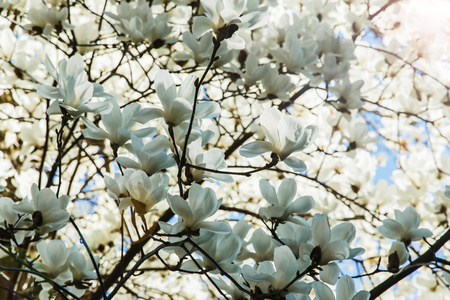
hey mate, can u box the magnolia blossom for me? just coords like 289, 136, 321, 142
259, 68, 295, 101
26, 5, 73, 36
378, 206, 433, 244
240, 107, 318, 171
193, 0, 267, 49
242, 245, 310, 296
181, 233, 242, 274
160, 184, 230, 235
313, 275, 370, 300
33, 239, 72, 283
106, 0, 174, 44
232, 53, 270, 87
12, 184, 70, 235
116, 135, 176, 176
118, 170, 169, 215
258, 178, 315, 222
37, 54, 112, 118
299, 214, 363, 285
186, 138, 233, 183
82, 99, 156, 147
175, 32, 235, 67
133, 70, 220, 127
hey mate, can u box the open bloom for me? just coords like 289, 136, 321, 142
37, 54, 111, 118
33, 240, 72, 283
133, 70, 220, 127
106, 0, 174, 44
378, 206, 433, 244
116, 135, 176, 176
82, 99, 156, 147
12, 184, 70, 235
299, 214, 363, 285
313, 275, 370, 300
119, 170, 169, 215
181, 233, 242, 274
242, 246, 310, 296
160, 183, 230, 235
258, 178, 315, 222
186, 138, 233, 183
240, 107, 318, 171
193, 0, 267, 49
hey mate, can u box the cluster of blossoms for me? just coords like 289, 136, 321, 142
0, 0, 449, 299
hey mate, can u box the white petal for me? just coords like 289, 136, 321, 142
312, 214, 331, 247
313, 281, 335, 300
319, 262, 340, 285
278, 178, 296, 207
193, 16, 214, 38
273, 245, 298, 290
378, 219, 403, 240
239, 141, 272, 157
259, 179, 278, 205
336, 275, 355, 300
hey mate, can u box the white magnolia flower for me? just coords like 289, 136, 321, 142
240, 107, 318, 171
12, 184, 70, 235
193, 0, 267, 49
271, 30, 318, 73
242, 245, 310, 296
68, 246, 98, 283
313, 275, 370, 300
119, 170, 169, 215
106, 0, 173, 44
160, 183, 230, 235
175, 31, 235, 67
181, 233, 242, 274
342, 119, 378, 155
258, 178, 315, 222
37, 54, 112, 118
378, 206, 433, 244
26, 5, 73, 36
134, 70, 219, 127
299, 214, 362, 285
186, 138, 233, 183
329, 77, 364, 112
231, 53, 270, 87
116, 135, 176, 176
259, 67, 295, 101
33, 240, 72, 283
82, 99, 156, 147
104, 170, 133, 201
246, 228, 279, 263
74, 22, 99, 55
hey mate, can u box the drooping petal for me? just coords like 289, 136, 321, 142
195, 221, 231, 234
239, 141, 272, 157
37, 85, 63, 99
283, 156, 307, 172
133, 107, 165, 123
378, 219, 403, 240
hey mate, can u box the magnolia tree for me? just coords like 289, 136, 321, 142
0, 0, 449, 299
